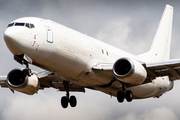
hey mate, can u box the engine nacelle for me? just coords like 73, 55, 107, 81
113, 58, 147, 85
7, 69, 39, 95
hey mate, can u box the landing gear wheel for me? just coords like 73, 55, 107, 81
61, 81, 78, 108
61, 96, 69, 108
117, 91, 125, 103
70, 95, 77, 107
126, 90, 133, 102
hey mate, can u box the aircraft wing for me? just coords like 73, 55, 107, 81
93, 59, 180, 84
146, 59, 180, 80
0, 76, 7, 87
37, 71, 85, 92
0, 71, 85, 92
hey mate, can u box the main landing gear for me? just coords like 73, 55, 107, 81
117, 82, 133, 103
61, 81, 77, 108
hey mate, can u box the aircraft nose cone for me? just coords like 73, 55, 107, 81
4, 27, 20, 43
3, 28, 22, 55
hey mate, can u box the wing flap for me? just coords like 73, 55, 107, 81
146, 59, 180, 80
52, 81, 85, 92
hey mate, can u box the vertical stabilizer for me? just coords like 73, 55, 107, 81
139, 5, 173, 63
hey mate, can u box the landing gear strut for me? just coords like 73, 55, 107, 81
22, 59, 33, 77
61, 81, 77, 108
22, 68, 32, 77
14, 54, 33, 76
117, 82, 133, 103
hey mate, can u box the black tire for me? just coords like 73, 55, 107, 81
126, 90, 133, 102
61, 96, 69, 108
70, 96, 77, 107
117, 91, 125, 103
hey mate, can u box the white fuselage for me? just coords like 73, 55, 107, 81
4, 17, 173, 99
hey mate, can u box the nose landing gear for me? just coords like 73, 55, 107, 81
14, 54, 33, 77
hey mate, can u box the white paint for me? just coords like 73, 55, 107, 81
2, 5, 175, 100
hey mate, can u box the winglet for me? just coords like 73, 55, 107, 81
139, 5, 173, 62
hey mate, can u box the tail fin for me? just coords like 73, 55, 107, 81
139, 5, 173, 62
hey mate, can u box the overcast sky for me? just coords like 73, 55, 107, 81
1, 0, 180, 120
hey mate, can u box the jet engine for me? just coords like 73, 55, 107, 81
7, 69, 39, 95
113, 58, 147, 85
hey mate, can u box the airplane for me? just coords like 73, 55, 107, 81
1, 4, 179, 108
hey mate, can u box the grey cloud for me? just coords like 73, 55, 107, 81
119, 107, 178, 120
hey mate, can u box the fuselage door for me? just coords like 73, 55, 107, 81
41, 20, 53, 43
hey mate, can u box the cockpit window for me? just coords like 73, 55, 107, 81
25, 23, 30, 28
25, 23, 35, 29
30, 24, 35, 28
7, 22, 35, 29
7, 22, 14, 27
15, 23, 25, 26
